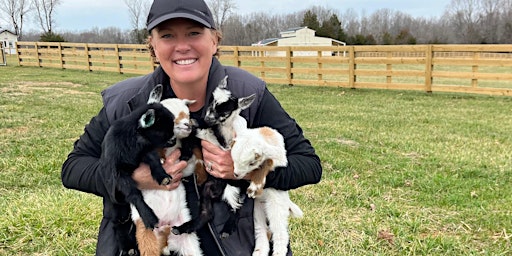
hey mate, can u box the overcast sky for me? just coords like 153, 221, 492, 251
18, 0, 449, 32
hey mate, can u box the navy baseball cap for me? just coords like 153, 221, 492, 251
146, 0, 216, 31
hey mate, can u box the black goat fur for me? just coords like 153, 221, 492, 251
99, 95, 176, 255
171, 176, 249, 237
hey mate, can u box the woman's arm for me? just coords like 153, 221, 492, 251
61, 107, 115, 199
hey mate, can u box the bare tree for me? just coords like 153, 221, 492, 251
207, 0, 236, 32
445, 0, 483, 43
340, 8, 362, 36
124, 0, 151, 43
500, 0, 512, 43
0, 0, 32, 39
32, 0, 61, 33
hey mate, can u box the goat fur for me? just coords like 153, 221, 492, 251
99, 85, 176, 255
231, 126, 303, 256
172, 76, 255, 238
130, 98, 205, 256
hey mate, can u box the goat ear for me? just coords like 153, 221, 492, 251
190, 118, 199, 128
147, 84, 163, 104
183, 99, 197, 106
238, 93, 256, 110
139, 109, 156, 128
229, 139, 236, 149
254, 149, 263, 161
264, 159, 274, 171
218, 75, 228, 89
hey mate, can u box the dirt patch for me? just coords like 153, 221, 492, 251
17, 81, 82, 87
2, 81, 94, 95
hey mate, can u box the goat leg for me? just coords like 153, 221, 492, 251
117, 175, 160, 229
143, 150, 172, 185
172, 177, 225, 234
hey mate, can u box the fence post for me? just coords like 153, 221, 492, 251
348, 46, 355, 88
35, 42, 41, 67
386, 51, 392, 84
233, 46, 240, 68
59, 42, 64, 69
115, 44, 122, 74
16, 42, 20, 66
472, 52, 479, 88
85, 43, 91, 72
260, 50, 265, 79
286, 47, 293, 86
425, 45, 433, 93
317, 50, 322, 85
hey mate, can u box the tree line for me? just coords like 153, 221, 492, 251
2, 0, 512, 45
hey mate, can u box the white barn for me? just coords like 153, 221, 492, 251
252, 27, 345, 56
0, 28, 18, 54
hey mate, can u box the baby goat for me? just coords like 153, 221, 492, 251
231, 126, 304, 256
131, 98, 205, 256
172, 76, 255, 237
99, 85, 175, 255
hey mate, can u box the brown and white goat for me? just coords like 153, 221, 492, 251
231, 126, 303, 256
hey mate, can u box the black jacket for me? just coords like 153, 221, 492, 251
61, 58, 322, 256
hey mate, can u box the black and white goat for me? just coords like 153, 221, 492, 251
130, 98, 205, 256
172, 76, 255, 237
231, 126, 303, 256
99, 85, 175, 255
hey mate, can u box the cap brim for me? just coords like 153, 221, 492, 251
147, 12, 213, 31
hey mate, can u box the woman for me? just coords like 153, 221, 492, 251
61, 0, 322, 255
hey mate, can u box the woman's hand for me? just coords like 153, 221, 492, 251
201, 140, 237, 180
132, 149, 187, 190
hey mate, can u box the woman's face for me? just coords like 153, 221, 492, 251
150, 18, 218, 86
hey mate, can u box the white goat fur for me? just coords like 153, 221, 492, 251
231, 126, 303, 256
195, 76, 255, 211
131, 98, 203, 256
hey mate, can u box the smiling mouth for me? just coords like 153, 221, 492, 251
175, 59, 197, 65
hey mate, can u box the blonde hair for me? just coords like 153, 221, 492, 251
147, 28, 223, 64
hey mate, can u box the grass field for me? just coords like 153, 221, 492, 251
1, 59, 511, 255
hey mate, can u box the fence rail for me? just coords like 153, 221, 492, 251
15, 42, 512, 96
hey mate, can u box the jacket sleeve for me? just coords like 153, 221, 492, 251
252, 89, 322, 190
61, 107, 123, 203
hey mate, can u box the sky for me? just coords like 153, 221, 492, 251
14, 0, 449, 32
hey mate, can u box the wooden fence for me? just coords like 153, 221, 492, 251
16, 42, 155, 74
15, 42, 512, 96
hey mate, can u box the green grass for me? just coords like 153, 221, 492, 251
1, 60, 511, 255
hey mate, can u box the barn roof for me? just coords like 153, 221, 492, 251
280, 27, 307, 33
0, 29, 17, 35
254, 38, 279, 46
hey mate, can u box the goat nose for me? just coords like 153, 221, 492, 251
233, 173, 239, 178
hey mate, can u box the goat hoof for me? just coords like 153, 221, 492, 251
247, 189, 256, 198
171, 227, 181, 235
161, 177, 172, 185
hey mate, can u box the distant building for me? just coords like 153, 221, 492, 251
252, 27, 346, 56
0, 28, 18, 54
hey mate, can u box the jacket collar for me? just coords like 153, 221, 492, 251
127, 65, 169, 111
